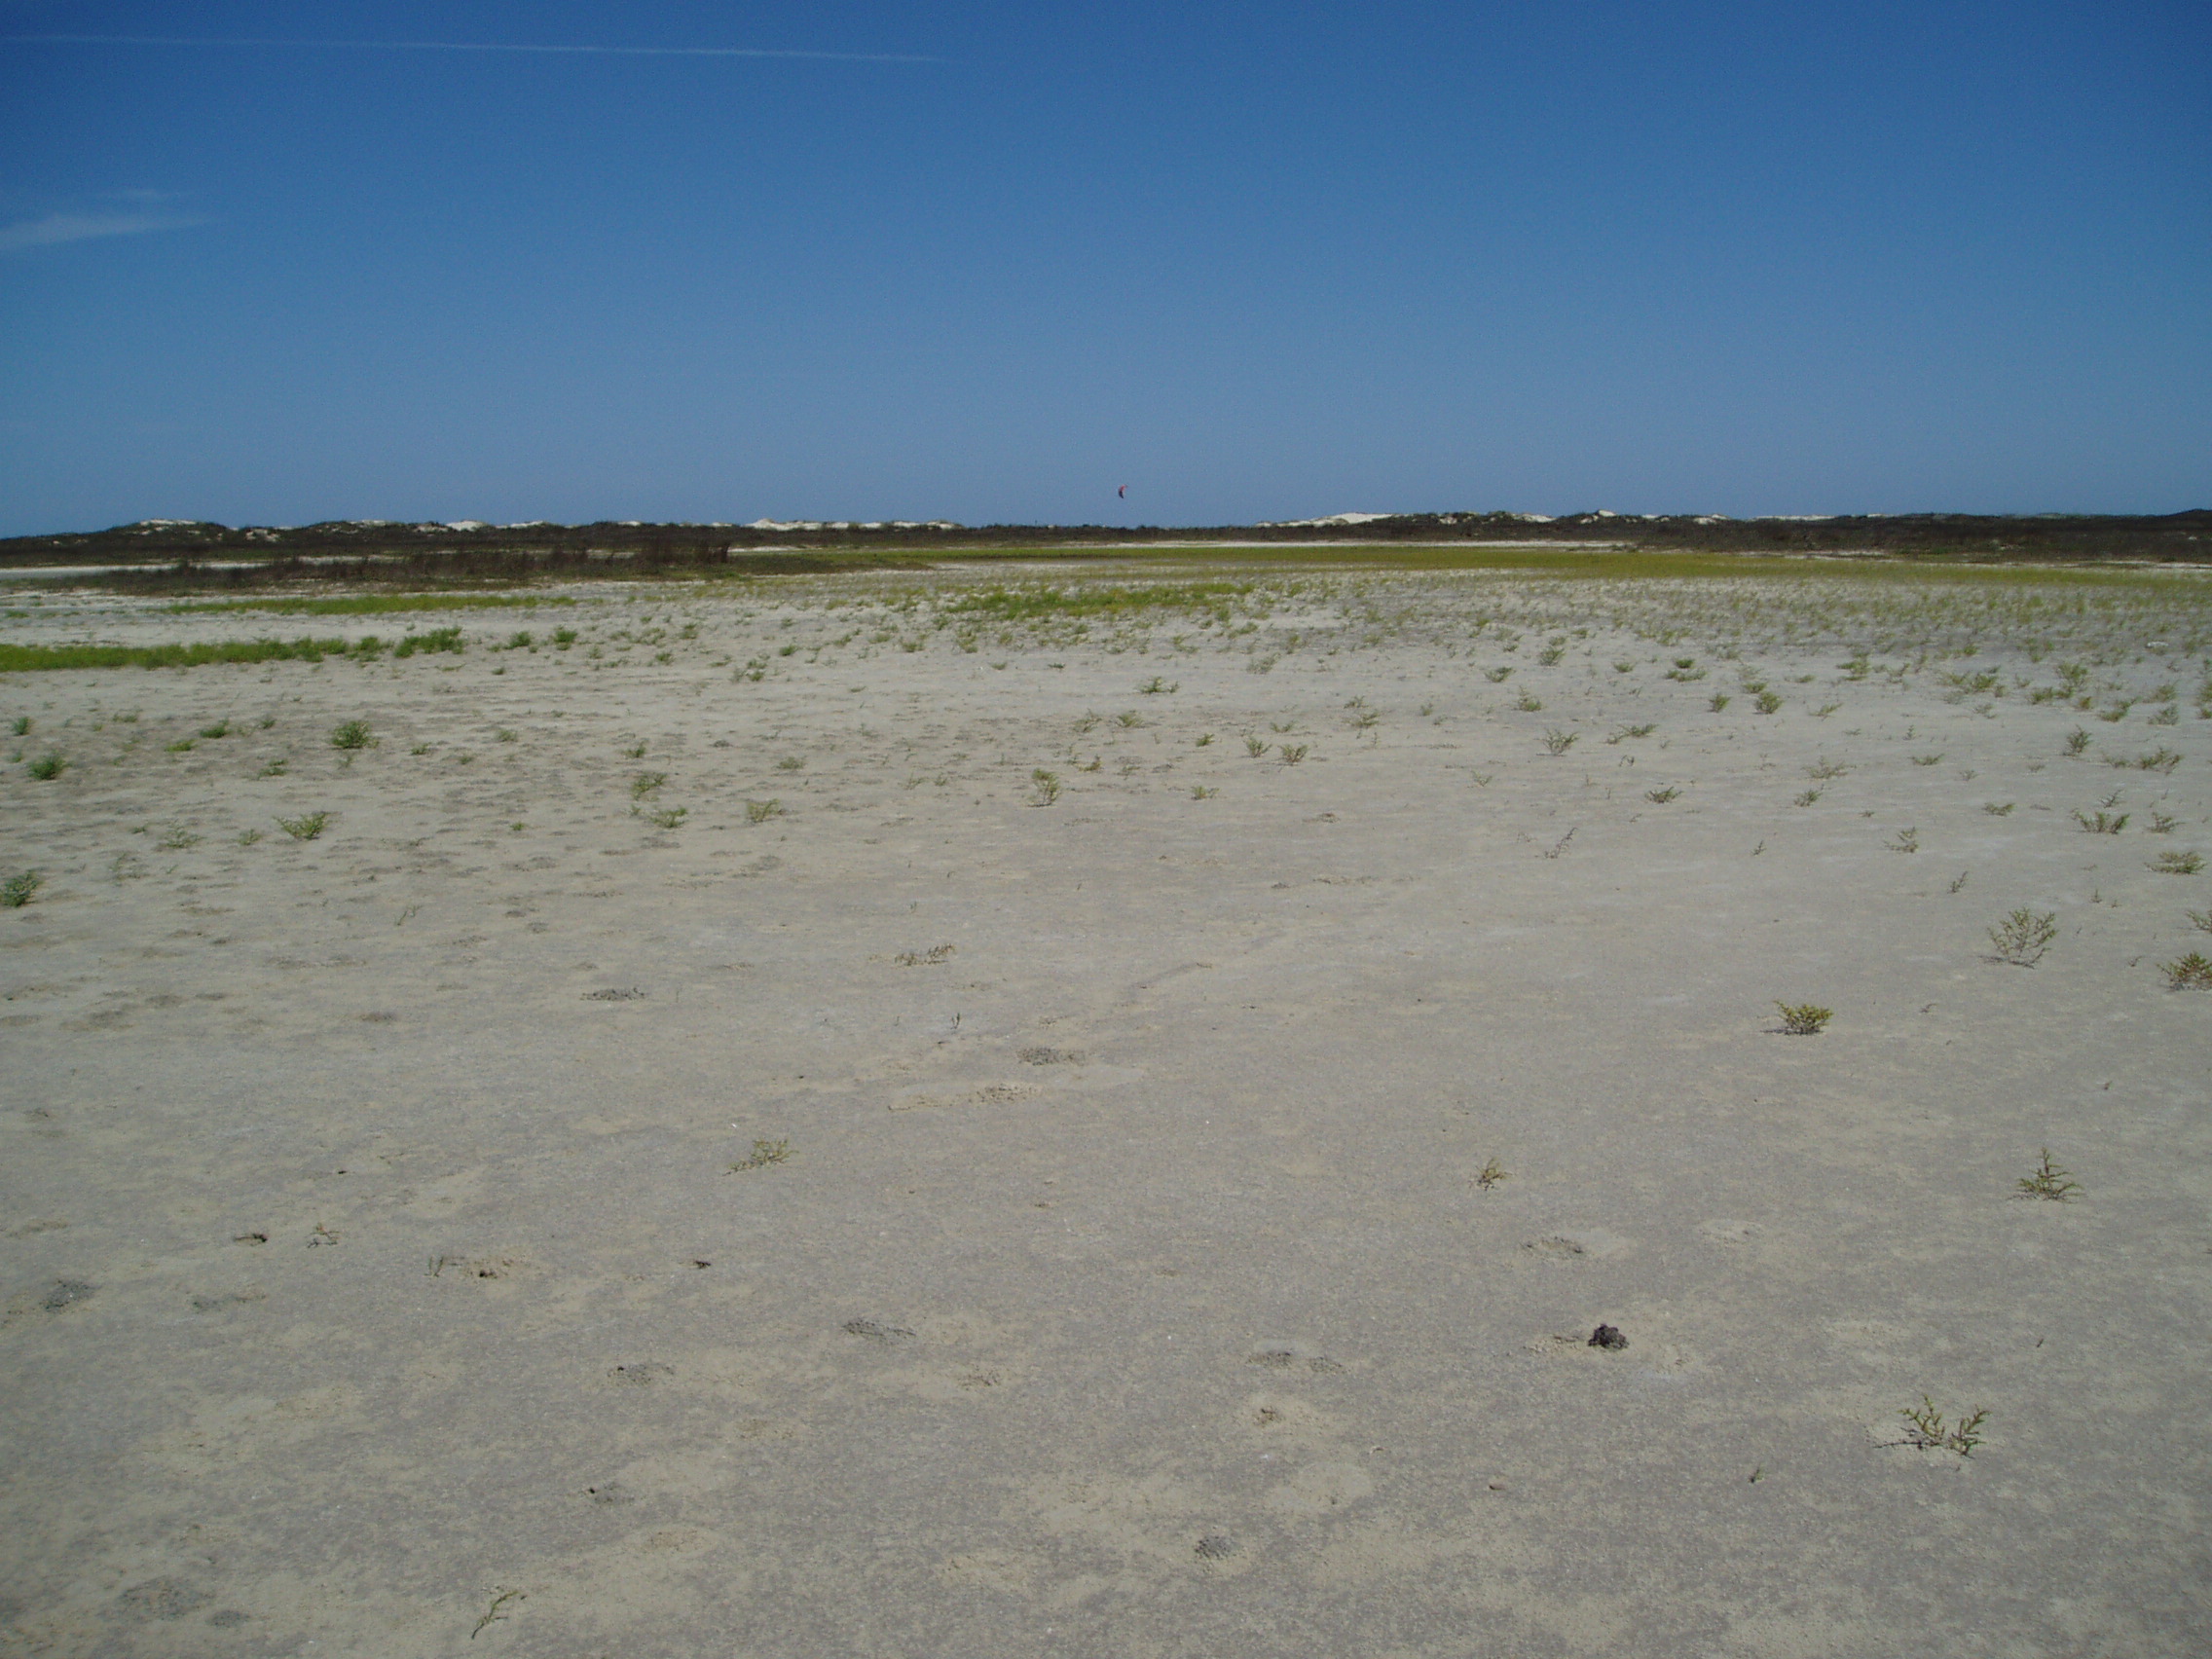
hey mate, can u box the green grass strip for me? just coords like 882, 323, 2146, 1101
0, 628, 464, 672
170, 592, 576, 616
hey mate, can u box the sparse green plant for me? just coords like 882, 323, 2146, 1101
1987, 907, 2057, 966
2134, 747, 2182, 773
624, 742, 647, 758
495, 727, 517, 743
1613, 660, 1636, 673
1536, 645, 1566, 666
1276, 743, 1309, 764
1982, 801, 2014, 816
1644, 786, 1679, 803
776, 756, 804, 770
237, 829, 262, 846
553, 627, 578, 647
1191, 785, 1217, 799
26, 752, 64, 780
1806, 758, 1848, 779
1609, 723, 1657, 742
1114, 711, 1146, 729
1195, 732, 1214, 747
1899, 1398, 1989, 1456
729, 1138, 792, 1172
2064, 727, 2091, 755
1, 870, 42, 907
1888, 828, 1919, 854
1484, 666, 1513, 682
1138, 676, 1177, 694
410, 742, 432, 756
158, 823, 201, 851
2161, 950, 2212, 988
1475, 1157, 1507, 1190
7, 717, 26, 736
895, 944, 955, 966
2184, 908, 2212, 933
1753, 689, 1783, 715
2074, 809, 2127, 833
1030, 768, 1063, 805
1708, 691, 1731, 712
1910, 754, 1943, 767
258, 757, 288, 778
1542, 728, 1577, 756
2149, 811, 2179, 833
276, 811, 329, 841
2015, 1148, 2080, 1200
166, 738, 196, 753
745, 798, 783, 824
2150, 850, 2204, 875
1812, 702, 1842, 718
1947, 870, 1970, 894
1775, 1002, 1832, 1035
1515, 692, 1544, 712
199, 720, 230, 739
329, 719, 375, 752
1794, 789, 1821, 807
645, 806, 687, 830
631, 771, 667, 798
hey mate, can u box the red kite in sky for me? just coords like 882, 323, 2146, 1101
1118, 484, 1126, 498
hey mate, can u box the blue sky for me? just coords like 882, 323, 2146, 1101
1, 1, 2205, 533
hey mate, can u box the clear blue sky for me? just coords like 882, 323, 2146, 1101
1, 1, 2205, 534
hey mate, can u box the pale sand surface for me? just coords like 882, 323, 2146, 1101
3, 566, 2208, 1656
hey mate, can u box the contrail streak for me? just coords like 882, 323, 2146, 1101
1, 35, 941, 63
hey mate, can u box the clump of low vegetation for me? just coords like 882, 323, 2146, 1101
1898, 1398, 1990, 1456
1030, 768, 1063, 805
728, 1138, 792, 1172
1774, 1002, 1832, 1035
25, 752, 64, 780
1986, 908, 2057, 966
2, 870, 42, 907
745, 798, 783, 824
329, 719, 375, 752
2150, 850, 2204, 875
2161, 951, 2212, 989
1475, 1158, 1508, 1190
2015, 1148, 2081, 1200
276, 811, 329, 841
894, 944, 955, 966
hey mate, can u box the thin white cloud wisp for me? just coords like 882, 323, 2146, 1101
0, 211, 209, 252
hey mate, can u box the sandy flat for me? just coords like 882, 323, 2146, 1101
3, 564, 2208, 1656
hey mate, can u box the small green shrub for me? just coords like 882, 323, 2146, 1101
2064, 728, 2091, 755
1898, 1398, 1989, 1456
1708, 691, 1731, 712
2074, 809, 2127, 834
25, 752, 64, 780
1753, 690, 1783, 715
2015, 1149, 2080, 1200
1987, 908, 2057, 966
1278, 743, 1309, 764
1514, 692, 1543, 713
1775, 1002, 1832, 1035
1541, 729, 1576, 755
329, 719, 375, 752
2151, 850, 2204, 875
1644, 786, 1679, 803
2161, 951, 2212, 989
630, 771, 667, 798
1029, 768, 1063, 805
745, 798, 783, 824
645, 806, 687, 830
1, 870, 42, 907
276, 811, 329, 840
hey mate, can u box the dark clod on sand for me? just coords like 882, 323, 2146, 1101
1589, 1324, 1629, 1351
